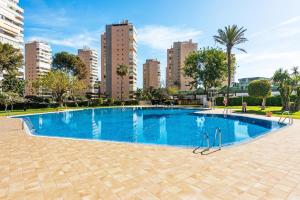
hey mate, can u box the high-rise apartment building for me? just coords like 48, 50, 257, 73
166, 48, 173, 89
166, 40, 197, 91
100, 33, 106, 95
25, 41, 52, 96
143, 59, 160, 90
101, 20, 137, 99
0, 0, 24, 79
78, 47, 99, 95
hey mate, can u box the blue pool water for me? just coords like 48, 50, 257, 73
16, 107, 285, 148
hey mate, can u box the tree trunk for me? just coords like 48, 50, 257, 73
57, 95, 63, 107
121, 77, 123, 101
294, 87, 300, 111
261, 98, 266, 110
226, 48, 232, 106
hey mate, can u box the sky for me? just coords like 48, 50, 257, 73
20, 0, 300, 88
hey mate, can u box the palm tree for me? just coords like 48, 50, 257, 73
116, 64, 128, 101
214, 25, 247, 105
273, 68, 292, 111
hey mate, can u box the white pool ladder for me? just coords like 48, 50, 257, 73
278, 111, 293, 125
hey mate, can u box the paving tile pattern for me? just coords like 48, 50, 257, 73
0, 112, 300, 200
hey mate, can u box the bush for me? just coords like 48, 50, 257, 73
216, 96, 283, 106
266, 96, 282, 106
108, 98, 114, 106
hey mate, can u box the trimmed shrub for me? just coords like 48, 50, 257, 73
216, 96, 283, 106
266, 96, 282, 106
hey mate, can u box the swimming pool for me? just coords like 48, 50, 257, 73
16, 107, 285, 148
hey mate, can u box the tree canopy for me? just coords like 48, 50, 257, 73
214, 25, 247, 104
0, 43, 23, 73
116, 64, 129, 100
33, 70, 86, 107
52, 52, 87, 80
273, 68, 292, 110
248, 80, 271, 109
184, 47, 227, 94
1, 71, 25, 96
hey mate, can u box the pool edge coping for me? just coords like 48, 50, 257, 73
13, 106, 294, 150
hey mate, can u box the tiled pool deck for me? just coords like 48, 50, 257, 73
0, 109, 300, 200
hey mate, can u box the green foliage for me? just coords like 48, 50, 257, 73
248, 80, 271, 109
108, 98, 114, 106
0, 43, 24, 97
116, 64, 128, 77
116, 64, 129, 100
167, 87, 178, 95
52, 52, 87, 79
135, 88, 146, 100
216, 96, 261, 106
98, 98, 104, 105
1, 71, 25, 96
33, 70, 87, 107
0, 43, 23, 73
214, 25, 247, 103
273, 68, 292, 110
0, 92, 23, 111
184, 47, 227, 93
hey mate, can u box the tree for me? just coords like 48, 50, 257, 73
0, 92, 23, 112
184, 48, 227, 97
0, 43, 24, 97
214, 25, 247, 105
1, 71, 25, 96
68, 77, 87, 107
248, 80, 271, 110
291, 66, 300, 111
52, 52, 87, 79
273, 68, 292, 111
167, 87, 178, 96
0, 43, 23, 73
135, 88, 144, 100
116, 64, 128, 101
33, 70, 86, 107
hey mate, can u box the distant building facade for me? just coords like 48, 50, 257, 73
101, 20, 137, 99
166, 40, 197, 91
143, 59, 160, 90
0, 0, 24, 79
78, 47, 99, 95
100, 33, 106, 95
25, 41, 52, 96
238, 77, 269, 90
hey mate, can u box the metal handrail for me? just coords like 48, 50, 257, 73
202, 132, 210, 152
213, 128, 222, 150
279, 111, 293, 125
199, 128, 222, 152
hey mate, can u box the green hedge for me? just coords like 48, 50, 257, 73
216, 96, 283, 106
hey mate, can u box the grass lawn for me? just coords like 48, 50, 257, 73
0, 106, 113, 117
216, 106, 300, 119
1, 105, 299, 119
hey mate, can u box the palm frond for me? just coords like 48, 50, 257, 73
235, 47, 247, 53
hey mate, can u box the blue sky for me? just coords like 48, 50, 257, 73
21, 0, 300, 88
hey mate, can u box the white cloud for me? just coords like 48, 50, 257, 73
279, 16, 300, 26
236, 51, 300, 79
237, 51, 300, 63
137, 25, 202, 50
27, 8, 71, 28
27, 30, 101, 50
